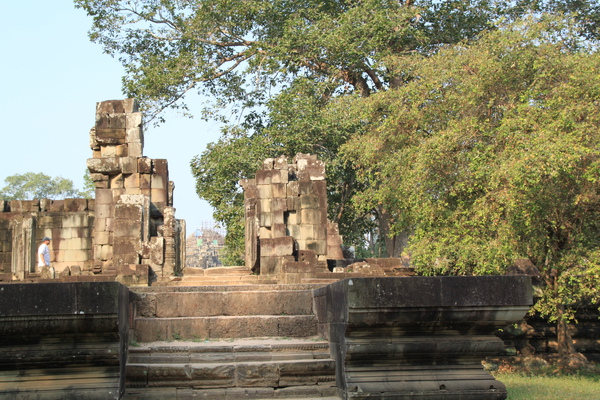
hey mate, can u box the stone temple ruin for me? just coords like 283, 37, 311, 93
0, 99, 535, 400
0, 99, 184, 285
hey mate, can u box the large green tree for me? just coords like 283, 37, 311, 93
76, 0, 600, 262
0, 173, 86, 201
342, 15, 600, 366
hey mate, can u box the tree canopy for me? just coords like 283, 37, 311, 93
341, 15, 600, 366
0, 172, 88, 201
76, 0, 600, 264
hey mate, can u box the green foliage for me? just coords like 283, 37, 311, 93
342, 15, 600, 357
76, 0, 600, 268
0, 172, 85, 201
80, 169, 95, 199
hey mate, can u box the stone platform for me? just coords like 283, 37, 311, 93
314, 276, 532, 399
0, 282, 129, 399
0, 275, 531, 399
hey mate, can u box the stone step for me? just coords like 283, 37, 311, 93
124, 386, 340, 399
182, 266, 250, 276
132, 289, 315, 318
174, 275, 278, 286
125, 338, 338, 399
132, 284, 324, 293
134, 315, 318, 342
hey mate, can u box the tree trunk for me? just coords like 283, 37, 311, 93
556, 303, 588, 371
556, 304, 576, 361
378, 209, 409, 257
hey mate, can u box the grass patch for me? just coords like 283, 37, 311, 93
497, 373, 600, 399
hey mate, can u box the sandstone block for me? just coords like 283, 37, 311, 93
263, 158, 274, 170
255, 170, 273, 185
100, 145, 117, 157
150, 237, 164, 265
95, 203, 112, 219
287, 181, 299, 197
115, 144, 128, 157
62, 214, 91, 228
274, 156, 288, 170
259, 226, 272, 238
89, 173, 108, 183
96, 189, 113, 205
121, 157, 138, 174
105, 217, 114, 232
138, 157, 152, 174
297, 249, 317, 264
63, 198, 88, 212
271, 223, 287, 237
209, 315, 278, 338
87, 157, 120, 174
151, 174, 167, 189
286, 196, 297, 211
10, 200, 39, 212
114, 218, 141, 239
129, 142, 143, 157
126, 127, 142, 145
63, 249, 90, 263
273, 211, 284, 225
241, 179, 258, 199
95, 127, 127, 145
96, 98, 139, 114
257, 199, 271, 214
153, 159, 168, 175
168, 181, 175, 206
287, 224, 300, 239
98, 245, 113, 260
257, 184, 272, 199
109, 174, 124, 189
236, 363, 279, 387
259, 211, 272, 227
115, 202, 143, 220
300, 208, 326, 225
124, 173, 140, 189
286, 210, 298, 225
305, 239, 327, 255
272, 183, 286, 198
95, 231, 111, 245
126, 112, 143, 129
151, 188, 167, 204
139, 174, 151, 189
259, 237, 294, 257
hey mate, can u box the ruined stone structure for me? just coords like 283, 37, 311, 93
0, 99, 185, 284
240, 154, 344, 276
0, 199, 94, 281
185, 228, 224, 269
87, 99, 185, 282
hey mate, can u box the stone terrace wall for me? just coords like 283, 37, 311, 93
240, 154, 344, 275
0, 199, 94, 281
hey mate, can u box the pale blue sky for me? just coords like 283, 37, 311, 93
0, 1, 223, 231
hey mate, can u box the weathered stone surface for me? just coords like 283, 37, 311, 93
0, 282, 129, 399
314, 276, 533, 399
87, 157, 121, 174
259, 237, 294, 257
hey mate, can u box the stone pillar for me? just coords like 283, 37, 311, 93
87, 99, 184, 281
10, 216, 35, 280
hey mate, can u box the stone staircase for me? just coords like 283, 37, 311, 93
125, 280, 340, 399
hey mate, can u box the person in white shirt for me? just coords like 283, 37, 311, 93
37, 237, 54, 278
